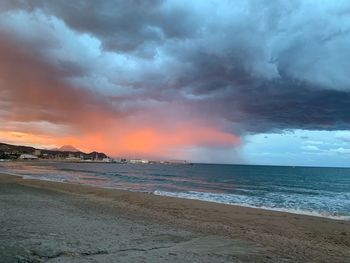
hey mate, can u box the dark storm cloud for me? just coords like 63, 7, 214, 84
1, 0, 350, 137
209, 81, 350, 133
0, 0, 199, 53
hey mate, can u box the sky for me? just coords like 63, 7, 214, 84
1, 0, 350, 166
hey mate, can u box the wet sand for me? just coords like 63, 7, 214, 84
0, 173, 349, 262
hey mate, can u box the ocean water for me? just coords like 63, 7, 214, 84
1, 161, 350, 220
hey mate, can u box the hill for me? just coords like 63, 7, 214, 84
59, 145, 80, 152
0, 142, 108, 160
50, 145, 80, 152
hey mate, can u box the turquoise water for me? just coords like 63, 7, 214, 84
1, 162, 350, 220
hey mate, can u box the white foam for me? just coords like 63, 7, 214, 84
153, 190, 350, 221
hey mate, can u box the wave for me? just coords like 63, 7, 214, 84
153, 190, 350, 221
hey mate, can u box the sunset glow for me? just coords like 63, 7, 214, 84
0, 122, 239, 159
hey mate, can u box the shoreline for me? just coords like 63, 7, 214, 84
5, 170, 350, 222
1, 172, 350, 262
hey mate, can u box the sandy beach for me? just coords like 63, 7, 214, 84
0, 173, 349, 263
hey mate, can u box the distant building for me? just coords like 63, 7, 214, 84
129, 159, 149, 164
102, 157, 112, 163
113, 158, 127, 163
33, 149, 41, 156
19, 154, 38, 160
65, 156, 81, 161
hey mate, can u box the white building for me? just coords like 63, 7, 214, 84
129, 159, 149, 164
19, 154, 38, 160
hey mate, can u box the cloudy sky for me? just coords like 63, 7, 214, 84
1, 0, 350, 166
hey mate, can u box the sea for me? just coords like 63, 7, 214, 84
1, 161, 349, 220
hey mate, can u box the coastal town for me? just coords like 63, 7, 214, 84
0, 142, 190, 164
